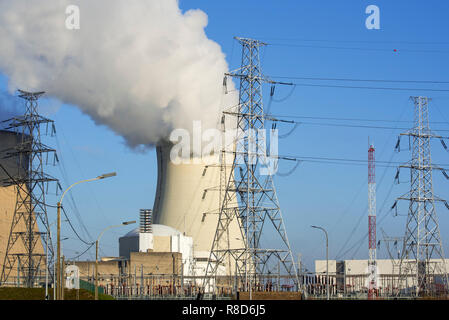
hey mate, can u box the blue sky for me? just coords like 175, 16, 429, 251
1, 0, 449, 271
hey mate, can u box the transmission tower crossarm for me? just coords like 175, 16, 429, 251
400, 132, 443, 139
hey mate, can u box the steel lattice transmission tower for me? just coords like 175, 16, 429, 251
0, 90, 58, 287
367, 143, 377, 298
395, 96, 448, 296
204, 37, 299, 294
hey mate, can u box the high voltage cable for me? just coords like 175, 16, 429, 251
61, 206, 95, 246
339, 178, 397, 260
0, 127, 96, 255
333, 150, 397, 259
68, 242, 96, 260
294, 121, 449, 132
55, 131, 95, 243
269, 75, 449, 84
294, 157, 449, 168
269, 114, 449, 124
335, 159, 399, 260
226, 77, 449, 93
279, 82, 449, 92
286, 121, 411, 131
266, 115, 449, 131
250, 36, 449, 45
331, 100, 410, 260
332, 99, 449, 260
229, 151, 449, 169
267, 43, 449, 54
298, 159, 397, 168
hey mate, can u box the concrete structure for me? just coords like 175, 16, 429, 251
72, 251, 210, 298
0, 130, 30, 186
72, 220, 226, 295
119, 224, 194, 277
0, 130, 45, 285
152, 143, 243, 263
75, 252, 182, 279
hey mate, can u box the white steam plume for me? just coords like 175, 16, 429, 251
0, 0, 236, 147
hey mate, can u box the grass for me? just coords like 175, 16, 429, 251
0, 287, 115, 300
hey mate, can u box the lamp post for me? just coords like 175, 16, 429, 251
60, 237, 69, 300
311, 225, 329, 300
95, 220, 136, 300
45, 219, 67, 300
45, 222, 56, 300
56, 172, 117, 300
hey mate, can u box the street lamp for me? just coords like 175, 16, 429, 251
45, 220, 67, 300
95, 220, 136, 300
45, 220, 57, 300
59, 237, 69, 300
311, 225, 329, 300
56, 172, 117, 300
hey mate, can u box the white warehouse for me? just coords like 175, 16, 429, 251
312, 259, 449, 297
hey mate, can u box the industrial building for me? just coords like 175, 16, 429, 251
119, 222, 194, 275
71, 208, 227, 296
312, 259, 449, 297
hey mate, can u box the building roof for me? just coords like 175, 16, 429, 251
122, 224, 181, 238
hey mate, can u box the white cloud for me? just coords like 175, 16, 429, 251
0, 0, 236, 147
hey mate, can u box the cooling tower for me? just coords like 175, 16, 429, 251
152, 142, 243, 260
0, 130, 45, 284
0, 130, 29, 186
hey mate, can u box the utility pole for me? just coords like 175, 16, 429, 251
95, 221, 135, 300
368, 143, 377, 299
0, 90, 58, 288
312, 225, 329, 300
395, 96, 449, 297
61, 255, 65, 300
204, 37, 300, 297
56, 202, 61, 299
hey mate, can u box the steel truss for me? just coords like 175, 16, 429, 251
204, 37, 300, 295
395, 96, 449, 296
0, 90, 58, 287
368, 144, 377, 298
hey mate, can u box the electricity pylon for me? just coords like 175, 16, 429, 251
204, 37, 300, 296
395, 96, 448, 297
0, 90, 58, 287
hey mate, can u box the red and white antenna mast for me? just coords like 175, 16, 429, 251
368, 143, 377, 298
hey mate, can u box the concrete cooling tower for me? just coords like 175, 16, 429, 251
152, 142, 243, 263
0, 130, 45, 284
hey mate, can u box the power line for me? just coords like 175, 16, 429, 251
67, 242, 95, 261
54, 128, 95, 243
278, 82, 449, 92
61, 206, 95, 246
249, 36, 449, 45
334, 155, 397, 260
296, 120, 449, 132
329, 99, 407, 259
267, 43, 449, 54
286, 121, 411, 131
266, 114, 449, 131
229, 149, 449, 169
269, 114, 449, 124
269, 75, 449, 84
